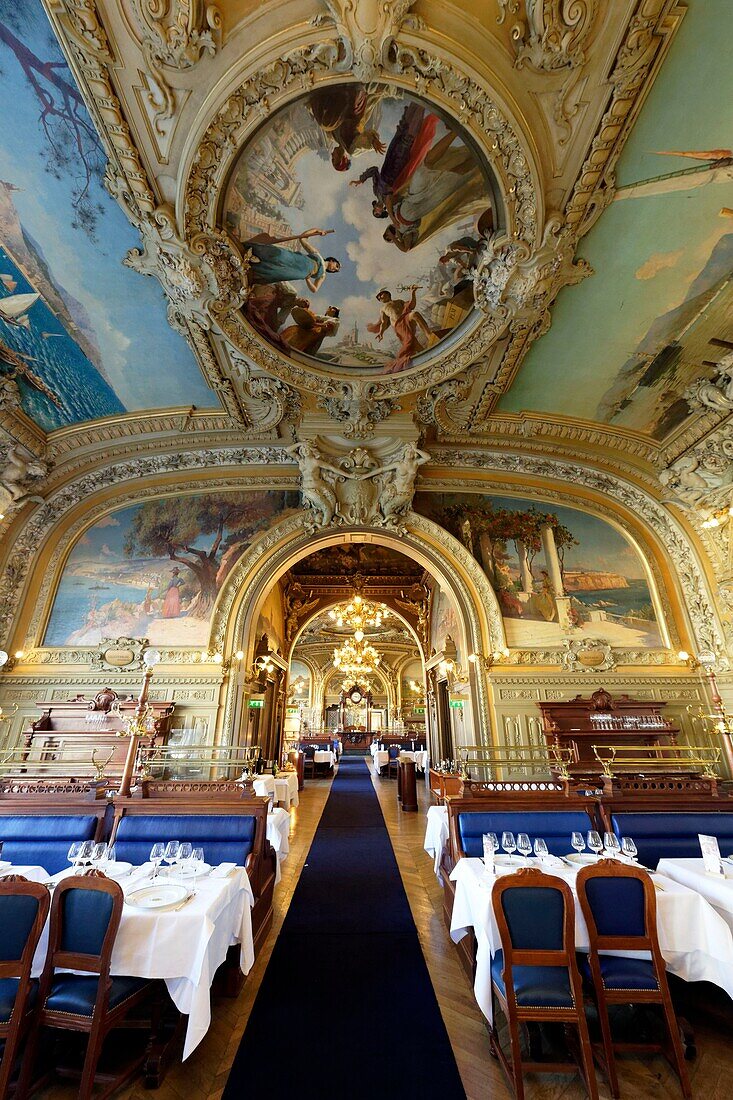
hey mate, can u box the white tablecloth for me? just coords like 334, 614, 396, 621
400, 750, 429, 771
658, 858, 733, 934
314, 750, 336, 766
30, 864, 254, 1059
424, 806, 449, 882
254, 771, 299, 807
372, 751, 389, 773
0, 865, 50, 884
450, 857, 733, 1024
267, 807, 290, 885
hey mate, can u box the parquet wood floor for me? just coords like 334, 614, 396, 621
32, 761, 733, 1098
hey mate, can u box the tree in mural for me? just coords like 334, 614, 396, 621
0, 16, 105, 238
123, 493, 281, 618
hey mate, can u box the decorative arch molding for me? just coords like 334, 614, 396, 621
212, 511, 505, 745
429, 450, 729, 665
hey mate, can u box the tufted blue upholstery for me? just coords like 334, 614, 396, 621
583, 876, 646, 937
491, 950, 574, 1008
59, 888, 114, 956
458, 811, 592, 857
579, 955, 658, 991
501, 886, 565, 950
611, 812, 733, 867
0, 894, 42, 962
45, 975, 148, 1017
0, 816, 98, 875
388, 746, 400, 759
0, 977, 37, 1023
114, 813, 257, 867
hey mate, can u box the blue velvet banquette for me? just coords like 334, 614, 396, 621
0, 813, 103, 874
611, 811, 733, 867
455, 810, 595, 858
112, 812, 258, 868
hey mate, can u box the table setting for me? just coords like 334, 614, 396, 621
2, 837, 256, 1060
449, 829, 733, 1025
253, 769, 299, 807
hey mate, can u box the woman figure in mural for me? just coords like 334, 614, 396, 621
381, 131, 486, 251
161, 568, 184, 619
307, 85, 387, 171
244, 229, 341, 294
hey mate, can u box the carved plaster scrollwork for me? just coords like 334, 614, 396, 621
130, 0, 222, 131
317, 384, 400, 439
561, 637, 615, 673
0, 442, 50, 518
684, 352, 733, 415
312, 0, 424, 82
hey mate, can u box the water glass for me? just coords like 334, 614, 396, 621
570, 832, 585, 856
501, 832, 516, 861
163, 841, 180, 875
587, 830, 603, 858
150, 843, 165, 879
621, 837, 638, 862
517, 833, 532, 861
603, 831, 621, 859
533, 838, 548, 860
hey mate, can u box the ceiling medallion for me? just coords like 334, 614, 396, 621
221, 82, 501, 382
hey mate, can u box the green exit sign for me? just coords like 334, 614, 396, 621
248, 699, 264, 709
449, 699, 464, 710
413, 706, 426, 715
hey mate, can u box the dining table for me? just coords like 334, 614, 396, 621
253, 770, 299, 807
22, 861, 255, 1060
400, 749, 429, 772
313, 749, 336, 767
450, 856, 733, 1025
657, 858, 733, 935
423, 805, 449, 882
267, 806, 291, 883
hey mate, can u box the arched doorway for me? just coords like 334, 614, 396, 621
210, 512, 505, 759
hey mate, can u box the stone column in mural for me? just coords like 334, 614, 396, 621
516, 539, 533, 597
540, 524, 572, 629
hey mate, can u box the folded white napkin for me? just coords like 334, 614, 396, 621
539, 855, 566, 871
210, 862, 237, 878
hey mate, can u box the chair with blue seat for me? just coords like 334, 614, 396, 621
453, 809, 595, 859
17, 874, 157, 1100
0, 877, 50, 1097
576, 859, 691, 1099
607, 811, 733, 869
490, 867, 598, 1100
386, 745, 401, 778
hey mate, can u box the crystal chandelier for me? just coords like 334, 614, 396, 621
328, 594, 390, 643
332, 636, 381, 678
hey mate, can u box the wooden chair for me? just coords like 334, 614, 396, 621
386, 745, 401, 779
17, 874, 157, 1100
302, 746, 316, 780
576, 859, 691, 1099
490, 867, 598, 1100
0, 877, 50, 1097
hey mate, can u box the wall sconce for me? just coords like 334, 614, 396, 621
701, 506, 733, 530
468, 648, 510, 673
0, 650, 20, 672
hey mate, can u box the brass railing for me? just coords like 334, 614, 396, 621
457, 743, 573, 781
592, 743, 721, 779
136, 743, 261, 781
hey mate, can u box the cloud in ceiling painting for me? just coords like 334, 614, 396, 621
634, 249, 684, 280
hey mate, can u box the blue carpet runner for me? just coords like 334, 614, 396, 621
223, 757, 466, 1099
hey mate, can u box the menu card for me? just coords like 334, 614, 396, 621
699, 833, 723, 876
482, 835, 496, 875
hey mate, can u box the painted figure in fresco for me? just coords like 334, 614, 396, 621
368, 286, 438, 374
244, 229, 340, 293
382, 131, 486, 251
161, 567, 184, 619
243, 284, 301, 350
281, 304, 340, 356
307, 85, 387, 171
349, 103, 439, 214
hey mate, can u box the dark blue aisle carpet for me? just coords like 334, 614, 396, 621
223, 757, 466, 1100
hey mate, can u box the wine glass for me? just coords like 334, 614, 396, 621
533, 838, 548, 860
517, 833, 532, 862
90, 842, 108, 872
77, 841, 94, 868
67, 841, 82, 872
501, 832, 516, 862
604, 831, 621, 859
192, 847, 204, 889
104, 844, 116, 872
570, 832, 586, 858
177, 842, 193, 879
149, 843, 165, 880
587, 830, 603, 859
621, 837, 638, 862
163, 841, 180, 876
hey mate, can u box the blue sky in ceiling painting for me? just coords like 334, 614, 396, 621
0, 3, 215, 431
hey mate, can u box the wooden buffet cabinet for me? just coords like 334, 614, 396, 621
538, 687, 678, 776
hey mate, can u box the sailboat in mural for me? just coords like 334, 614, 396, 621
0, 291, 40, 328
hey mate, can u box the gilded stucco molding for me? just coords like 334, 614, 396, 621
423, 456, 726, 663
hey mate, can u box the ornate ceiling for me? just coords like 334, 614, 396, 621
0, 1, 730, 605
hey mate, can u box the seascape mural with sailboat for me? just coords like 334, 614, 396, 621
0, 4, 214, 431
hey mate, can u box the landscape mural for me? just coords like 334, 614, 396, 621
416, 493, 663, 648
45, 490, 300, 647
499, 0, 733, 440
0, 5, 214, 431
224, 83, 497, 373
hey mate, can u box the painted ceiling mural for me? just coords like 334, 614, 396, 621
415, 492, 663, 649
289, 543, 423, 577
44, 489, 300, 647
500, 0, 733, 439
0, 3, 215, 431
224, 83, 498, 374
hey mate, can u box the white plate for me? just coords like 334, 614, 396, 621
566, 853, 598, 865
103, 862, 133, 880
125, 882, 190, 910
494, 854, 522, 866
0, 861, 11, 871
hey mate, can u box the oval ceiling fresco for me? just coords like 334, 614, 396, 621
223, 82, 500, 375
